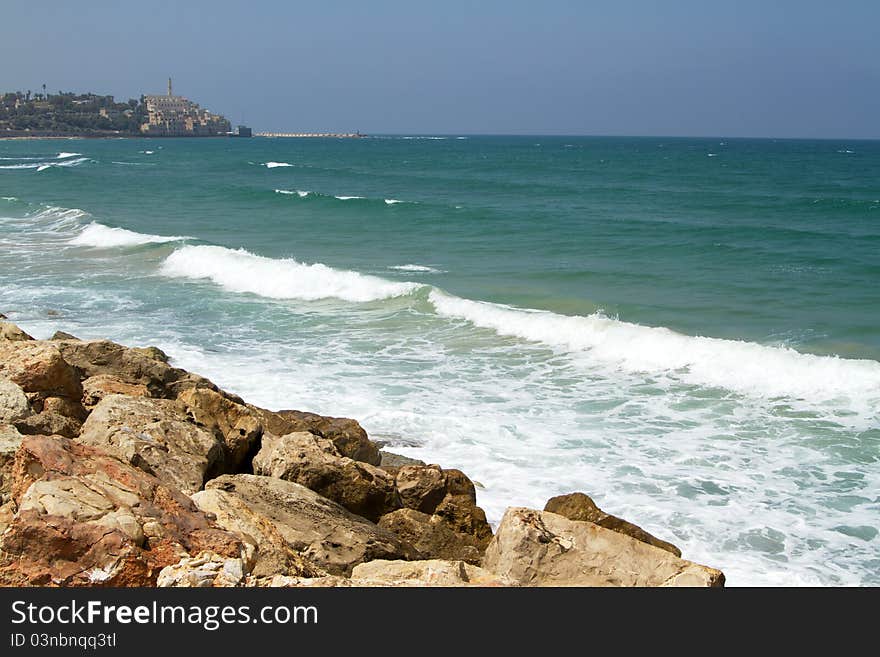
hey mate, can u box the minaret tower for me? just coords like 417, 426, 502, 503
167, 77, 172, 97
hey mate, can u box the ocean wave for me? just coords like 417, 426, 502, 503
160, 245, 424, 302
427, 290, 880, 404
384, 199, 403, 205
335, 195, 364, 201
275, 189, 311, 197
57, 152, 81, 159
28, 205, 90, 226
70, 222, 191, 248
388, 264, 444, 273
265, 161, 293, 168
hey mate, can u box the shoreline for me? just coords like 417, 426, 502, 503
0, 316, 725, 587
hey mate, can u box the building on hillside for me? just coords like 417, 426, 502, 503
140, 78, 231, 137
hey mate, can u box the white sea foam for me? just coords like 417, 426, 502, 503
23, 156, 91, 172
388, 264, 443, 273
427, 290, 880, 405
140, 150, 155, 154
384, 199, 403, 205
160, 245, 424, 302
0, 162, 42, 170
274, 189, 310, 197
335, 195, 364, 201
56, 152, 81, 159
265, 161, 293, 168
1, 196, 17, 201
70, 222, 190, 248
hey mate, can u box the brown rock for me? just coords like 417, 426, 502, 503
201, 474, 416, 576
178, 388, 263, 472
0, 434, 243, 586
81, 374, 151, 409
395, 464, 447, 513
351, 559, 510, 587
378, 508, 484, 564
393, 465, 493, 549
0, 321, 33, 342
0, 377, 32, 423
482, 507, 725, 587
50, 331, 80, 341
544, 492, 681, 557
379, 450, 426, 470
40, 396, 88, 422
191, 487, 324, 578
54, 339, 215, 399
0, 424, 23, 503
0, 341, 82, 400
252, 432, 400, 522
13, 411, 82, 439
77, 395, 223, 495
272, 410, 380, 465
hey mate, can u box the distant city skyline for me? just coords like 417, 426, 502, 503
1, 0, 878, 139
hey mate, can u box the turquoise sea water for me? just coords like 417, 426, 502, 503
1, 135, 878, 585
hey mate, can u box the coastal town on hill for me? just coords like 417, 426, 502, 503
0, 79, 362, 139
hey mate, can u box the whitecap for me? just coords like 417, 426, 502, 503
265, 162, 293, 168
388, 264, 444, 273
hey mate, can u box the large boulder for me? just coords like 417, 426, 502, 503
394, 465, 493, 549
351, 559, 509, 587
200, 474, 416, 576
190, 487, 325, 578
53, 338, 215, 399
0, 424, 23, 503
0, 341, 82, 400
0, 434, 244, 586
378, 508, 484, 564
77, 395, 223, 495
271, 410, 380, 465
544, 492, 681, 556
178, 388, 263, 472
0, 377, 32, 423
252, 432, 400, 522
482, 508, 725, 587
0, 321, 33, 342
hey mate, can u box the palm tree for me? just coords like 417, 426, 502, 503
42, 83, 47, 100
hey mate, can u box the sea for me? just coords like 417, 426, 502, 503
1, 135, 878, 586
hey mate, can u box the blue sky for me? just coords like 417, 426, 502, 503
2, 0, 878, 137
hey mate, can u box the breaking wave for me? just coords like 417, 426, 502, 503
70, 222, 191, 248
427, 290, 880, 405
160, 245, 423, 302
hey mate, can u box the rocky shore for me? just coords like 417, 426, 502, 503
0, 317, 725, 587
